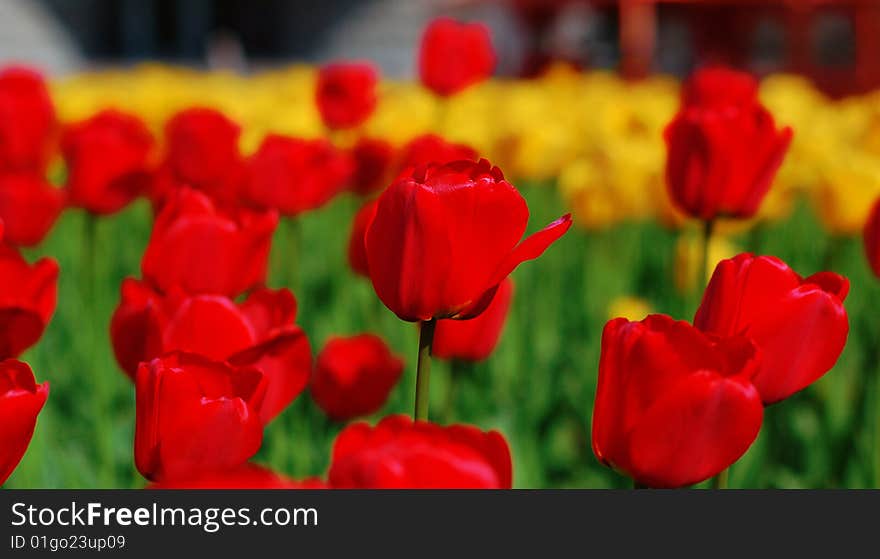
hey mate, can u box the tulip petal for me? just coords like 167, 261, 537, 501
490, 214, 572, 287
0, 360, 48, 486
163, 296, 257, 361
229, 328, 312, 425
627, 370, 763, 488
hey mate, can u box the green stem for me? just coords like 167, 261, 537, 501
282, 218, 302, 291
701, 219, 731, 490
711, 467, 729, 490
83, 214, 96, 303
444, 359, 471, 423
414, 319, 437, 421
700, 218, 715, 288
83, 213, 114, 485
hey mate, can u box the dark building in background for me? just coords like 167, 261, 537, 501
41, 0, 368, 61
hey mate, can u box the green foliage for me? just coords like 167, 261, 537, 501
7, 185, 880, 488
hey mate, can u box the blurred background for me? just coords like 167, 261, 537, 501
2, 0, 880, 489
4, 0, 880, 95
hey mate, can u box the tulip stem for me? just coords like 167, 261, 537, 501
700, 218, 715, 287
444, 359, 471, 423
711, 468, 729, 490
414, 318, 437, 421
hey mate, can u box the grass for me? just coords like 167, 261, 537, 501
7, 182, 880, 488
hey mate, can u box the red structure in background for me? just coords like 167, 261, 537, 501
503, 0, 880, 96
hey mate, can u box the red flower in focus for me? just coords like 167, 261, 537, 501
316, 62, 379, 130
0, 359, 48, 486
328, 415, 512, 488
592, 314, 763, 488
0, 174, 65, 247
0, 243, 58, 358
347, 198, 377, 277
311, 334, 404, 421
350, 137, 394, 195
365, 158, 571, 321
664, 67, 793, 221
695, 254, 849, 404
433, 278, 513, 362
398, 134, 477, 170
156, 107, 245, 206
61, 109, 155, 215
0, 66, 56, 174
418, 18, 495, 97
135, 352, 266, 482
148, 463, 326, 489
864, 197, 880, 279
110, 280, 311, 424
142, 188, 277, 297
243, 134, 354, 217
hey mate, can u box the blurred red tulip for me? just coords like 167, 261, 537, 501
142, 187, 277, 297
316, 62, 378, 130
328, 415, 512, 488
158, 107, 245, 206
418, 18, 495, 97
311, 334, 404, 421
61, 109, 154, 215
864, 197, 880, 279
347, 198, 377, 277
433, 278, 513, 361
398, 133, 477, 170
111, 280, 310, 424
695, 254, 849, 404
0, 174, 65, 247
681, 66, 759, 108
0, 66, 56, 174
665, 67, 793, 221
0, 359, 48, 486
349, 137, 394, 195
0, 244, 58, 358
148, 463, 326, 489
592, 314, 763, 488
365, 158, 570, 321
243, 134, 354, 216
135, 352, 266, 482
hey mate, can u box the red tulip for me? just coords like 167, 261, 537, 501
316, 62, 378, 130
148, 463, 326, 489
243, 134, 354, 216
0, 244, 58, 358
365, 158, 571, 321
433, 278, 513, 361
398, 133, 477, 170
311, 334, 404, 421
864, 197, 880, 279
141, 187, 277, 297
347, 198, 377, 277
0, 66, 56, 174
111, 280, 311, 423
350, 137, 394, 195
135, 352, 266, 482
664, 67, 793, 221
0, 359, 49, 486
695, 254, 849, 404
418, 18, 495, 97
681, 66, 759, 109
592, 314, 763, 488
328, 415, 512, 488
159, 107, 245, 206
0, 174, 65, 247
61, 109, 154, 215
